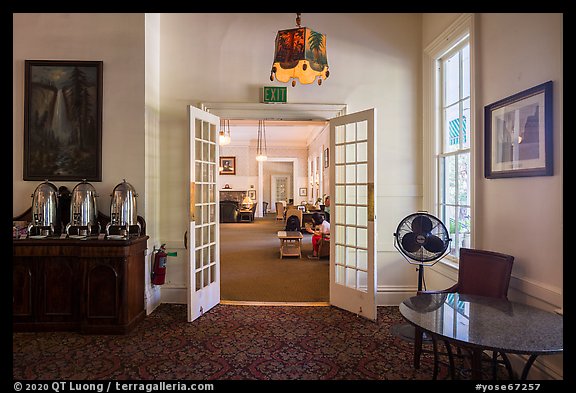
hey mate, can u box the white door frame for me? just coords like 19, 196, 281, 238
200, 102, 346, 218
200, 102, 346, 122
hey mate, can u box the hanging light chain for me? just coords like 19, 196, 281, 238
263, 119, 267, 155
225, 119, 231, 141
256, 120, 268, 160
257, 120, 262, 155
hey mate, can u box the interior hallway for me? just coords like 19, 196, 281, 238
220, 214, 329, 303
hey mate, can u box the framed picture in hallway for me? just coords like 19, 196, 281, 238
23, 60, 103, 181
484, 81, 553, 179
299, 187, 307, 197
219, 156, 236, 175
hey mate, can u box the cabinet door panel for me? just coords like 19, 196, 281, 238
38, 258, 80, 321
84, 259, 122, 321
13, 259, 34, 320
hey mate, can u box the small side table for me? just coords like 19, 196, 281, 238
277, 231, 303, 259
238, 209, 253, 222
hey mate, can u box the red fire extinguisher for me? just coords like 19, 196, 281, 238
152, 244, 168, 285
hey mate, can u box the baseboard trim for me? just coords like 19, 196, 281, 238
162, 287, 415, 307
160, 286, 187, 304
376, 285, 416, 306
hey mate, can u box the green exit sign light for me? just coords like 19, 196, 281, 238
262, 86, 287, 103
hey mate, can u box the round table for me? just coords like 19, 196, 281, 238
399, 292, 563, 380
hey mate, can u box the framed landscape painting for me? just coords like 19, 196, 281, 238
23, 60, 103, 181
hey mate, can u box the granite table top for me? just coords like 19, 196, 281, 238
399, 292, 563, 355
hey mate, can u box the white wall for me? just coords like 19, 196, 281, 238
158, 13, 423, 304
13, 13, 146, 217
307, 124, 330, 204
218, 144, 258, 192
422, 13, 563, 380
13, 12, 153, 310
145, 13, 162, 313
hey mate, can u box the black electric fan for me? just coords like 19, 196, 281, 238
392, 212, 451, 341
393, 212, 451, 292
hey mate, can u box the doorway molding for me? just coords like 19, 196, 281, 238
200, 102, 346, 218
199, 102, 346, 121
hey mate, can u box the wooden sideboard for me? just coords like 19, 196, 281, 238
13, 235, 148, 334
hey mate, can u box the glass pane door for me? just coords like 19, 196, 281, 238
188, 106, 220, 322
330, 108, 377, 320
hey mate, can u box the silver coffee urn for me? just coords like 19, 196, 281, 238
106, 179, 141, 238
65, 180, 100, 236
27, 180, 59, 237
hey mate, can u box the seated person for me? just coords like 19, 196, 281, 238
305, 212, 330, 259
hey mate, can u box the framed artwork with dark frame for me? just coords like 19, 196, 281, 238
299, 187, 307, 197
247, 189, 256, 200
24, 60, 103, 181
484, 81, 553, 179
219, 156, 236, 175
324, 147, 329, 168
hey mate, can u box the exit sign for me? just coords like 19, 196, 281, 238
262, 86, 287, 103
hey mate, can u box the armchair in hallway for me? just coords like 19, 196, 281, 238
275, 202, 285, 221
220, 201, 239, 223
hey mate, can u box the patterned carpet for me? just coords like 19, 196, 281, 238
13, 303, 507, 381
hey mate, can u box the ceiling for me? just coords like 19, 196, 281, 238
222, 119, 328, 148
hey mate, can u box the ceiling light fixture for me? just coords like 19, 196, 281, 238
219, 119, 231, 145
270, 13, 330, 87
256, 120, 268, 161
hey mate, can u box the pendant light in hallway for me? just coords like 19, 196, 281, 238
256, 120, 268, 161
219, 119, 231, 145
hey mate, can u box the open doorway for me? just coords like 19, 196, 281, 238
216, 118, 330, 303
200, 103, 344, 304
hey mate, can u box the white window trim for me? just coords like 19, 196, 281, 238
423, 13, 476, 262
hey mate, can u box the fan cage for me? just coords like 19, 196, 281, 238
394, 212, 451, 265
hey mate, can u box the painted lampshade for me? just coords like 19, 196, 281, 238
270, 26, 330, 86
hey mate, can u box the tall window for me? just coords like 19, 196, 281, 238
437, 40, 471, 258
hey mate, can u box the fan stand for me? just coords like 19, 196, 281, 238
392, 265, 432, 343
392, 211, 451, 345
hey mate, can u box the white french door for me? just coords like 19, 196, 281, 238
187, 106, 220, 322
329, 108, 377, 320
271, 175, 290, 209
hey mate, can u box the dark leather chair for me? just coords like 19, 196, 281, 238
220, 201, 239, 223
413, 248, 515, 377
